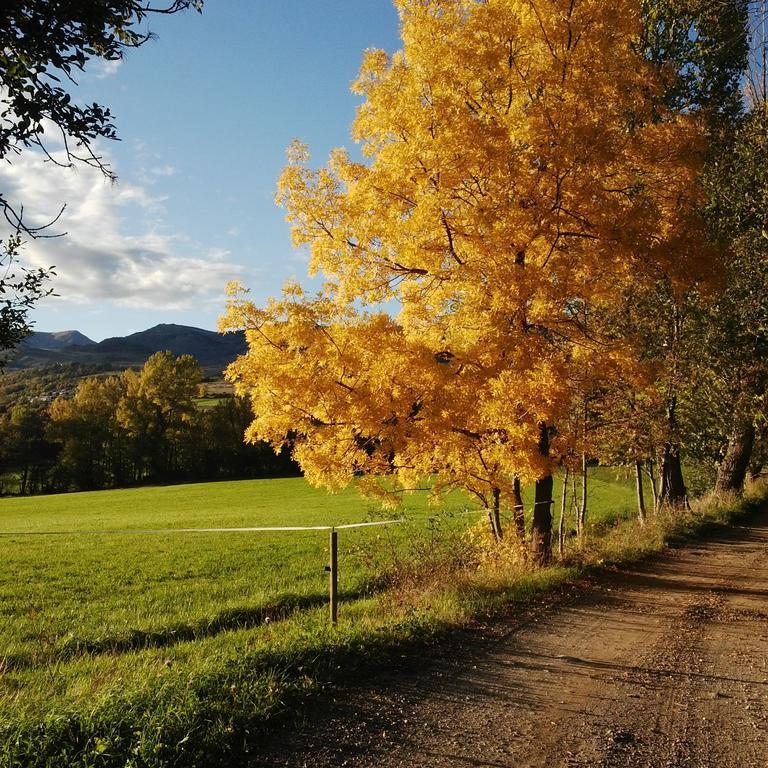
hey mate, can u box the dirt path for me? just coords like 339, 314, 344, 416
258, 514, 768, 767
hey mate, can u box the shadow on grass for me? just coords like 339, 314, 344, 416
7, 586, 375, 671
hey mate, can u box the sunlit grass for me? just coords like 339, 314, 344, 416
0, 470, 639, 714
0, 469, 743, 767
0, 477, 469, 714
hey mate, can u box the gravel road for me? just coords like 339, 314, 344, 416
258, 513, 768, 767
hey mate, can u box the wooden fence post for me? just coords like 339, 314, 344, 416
329, 528, 338, 625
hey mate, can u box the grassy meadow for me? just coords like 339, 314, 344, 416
1, 479, 462, 703
0, 470, 688, 766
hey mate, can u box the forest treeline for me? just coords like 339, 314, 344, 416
0, 351, 297, 495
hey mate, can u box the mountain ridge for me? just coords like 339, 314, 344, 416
22, 330, 95, 350
12, 324, 246, 375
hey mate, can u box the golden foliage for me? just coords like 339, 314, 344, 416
222, 0, 715, 510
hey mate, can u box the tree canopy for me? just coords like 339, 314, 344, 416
223, 0, 718, 562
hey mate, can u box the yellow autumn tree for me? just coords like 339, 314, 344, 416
48, 376, 127, 490
222, 0, 713, 564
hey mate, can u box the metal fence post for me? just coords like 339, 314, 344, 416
329, 527, 338, 625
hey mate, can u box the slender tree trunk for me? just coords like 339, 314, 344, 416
531, 422, 553, 566
512, 476, 526, 545
558, 465, 569, 556
645, 460, 659, 512
749, 461, 764, 482
572, 466, 581, 537
578, 452, 587, 537
715, 420, 755, 496
491, 486, 503, 540
578, 397, 588, 535
635, 460, 646, 524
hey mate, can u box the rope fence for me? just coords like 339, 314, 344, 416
0, 518, 404, 624
0, 519, 404, 537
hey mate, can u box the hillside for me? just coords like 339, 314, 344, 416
23, 330, 95, 350
9, 324, 246, 375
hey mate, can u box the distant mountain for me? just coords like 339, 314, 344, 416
10, 324, 246, 376
23, 330, 95, 350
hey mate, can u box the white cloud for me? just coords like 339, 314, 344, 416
205, 247, 232, 262
0, 146, 243, 309
86, 58, 122, 81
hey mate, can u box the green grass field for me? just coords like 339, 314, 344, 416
1, 479, 471, 713
192, 396, 228, 408
0, 470, 646, 766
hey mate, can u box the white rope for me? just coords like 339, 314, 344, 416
0, 519, 404, 537
335, 519, 403, 530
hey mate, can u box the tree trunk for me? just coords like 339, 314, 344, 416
659, 443, 688, 508
578, 452, 587, 537
490, 486, 503, 540
659, 392, 687, 509
558, 465, 569, 556
715, 420, 755, 496
572, 467, 581, 536
645, 460, 659, 512
531, 422, 553, 566
635, 460, 646, 524
512, 476, 526, 544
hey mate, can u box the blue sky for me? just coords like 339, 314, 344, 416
5, 2, 401, 341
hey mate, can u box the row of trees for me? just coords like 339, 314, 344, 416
0, 352, 296, 495
221, 0, 768, 564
